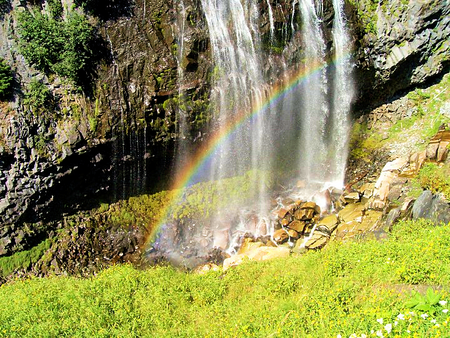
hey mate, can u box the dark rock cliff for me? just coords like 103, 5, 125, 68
0, 0, 448, 262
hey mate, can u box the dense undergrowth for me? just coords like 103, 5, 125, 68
0, 219, 449, 337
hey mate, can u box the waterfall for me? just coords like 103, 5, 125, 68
329, 0, 354, 186
149, 0, 355, 267
296, 0, 329, 184
201, 0, 269, 211
266, 0, 275, 43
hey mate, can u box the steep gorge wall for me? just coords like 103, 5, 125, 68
0, 0, 448, 258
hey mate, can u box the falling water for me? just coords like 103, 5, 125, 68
201, 0, 269, 210
328, 0, 354, 186
266, 0, 275, 43
296, 0, 329, 184
149, 0, 355, 267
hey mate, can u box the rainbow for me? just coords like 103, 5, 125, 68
144, 54, 349, 247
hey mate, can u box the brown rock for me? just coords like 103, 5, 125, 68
238, 238, 263, 255
426, 142, 439, 159
277, 208, 288, 219
318, 214, 339, 232
301, 201, 317, 209
288, 229, 299, 239
338, 203, 364, 223
437, 141, 450, 162
344, 192, 360, 203
294, 208, 315, 221
273, 229, 289, 244
305, 232, 329, 250
288, 220, 307, 233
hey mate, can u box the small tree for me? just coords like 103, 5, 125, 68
0, 58, 13, 99
23, 79, 53, 111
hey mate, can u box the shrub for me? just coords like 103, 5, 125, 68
417, 162, 450, 199
23, 79, 54, 111
0, 58, 13, 99
17, 7, 95, 86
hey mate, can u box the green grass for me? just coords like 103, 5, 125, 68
1, 220, 450, 337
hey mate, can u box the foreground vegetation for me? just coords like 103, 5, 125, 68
0, 219, 449, 337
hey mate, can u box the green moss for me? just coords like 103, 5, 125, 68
0, 239, 51, 277
417, 162, 450, 199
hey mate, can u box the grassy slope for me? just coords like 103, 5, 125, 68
0, 220, 450, 337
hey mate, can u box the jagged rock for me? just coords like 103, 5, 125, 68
273, 229, 289, 244
344, 192, 360, 203
385, 208, 401, 229
287, 229, 299, 240
304, 232, 329, 250
318, 214, 339, 233
300, 201, 317, 210
412, 191, 450, 225
238, 238, 263, 255
338, 203, 364, 224
294, 208, 315, 221
287, 220, 307, 234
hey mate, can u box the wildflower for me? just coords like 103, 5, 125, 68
394, 321, 398, 326
377, 318, 384, 324
421, 313, 429, 319
371, 330, 374, 334
397, 313, 405, 320
384, 323, 392, 334
336, 335, 342, 338
439, 300, 448, 306
349, 334, 356, 338
443, 309, 449, 314
406, 330, 411, 333
361, 334, 367, 338
435, 324, 440, 327
431, 319, 437, 324
376, 329, 384, 337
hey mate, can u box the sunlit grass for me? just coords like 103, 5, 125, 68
0, 219, 449, 337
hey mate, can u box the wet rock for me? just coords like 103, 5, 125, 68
277, 208, 288, 219
273, 229, 289, 244
338, 203, 364, 224
318, 214, 339, 233
287, 229, 299, 240
304, 232, 329, 250
300, 201, 317, 210
344, 192, 360, 203
294, 208, 315, 221
287, 220, 307, 234
238, 238, 263, 255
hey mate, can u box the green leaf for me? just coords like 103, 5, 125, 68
426, 288, 440, 306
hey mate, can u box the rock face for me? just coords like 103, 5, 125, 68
354, 0, 450, 110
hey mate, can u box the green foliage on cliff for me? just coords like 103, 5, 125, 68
0, 220, 449, 337
23, 79, 53, 111
16, 8, 95, 86
0, 59, 13, 99
0, 239, 50, 277
348, 0, 379, 34
417, 162, 450, 199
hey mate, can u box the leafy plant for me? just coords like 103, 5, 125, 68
23, 79, 54, 111
0, 58, 13, 99
17, 7, 95, 86
405, 288, 441, 314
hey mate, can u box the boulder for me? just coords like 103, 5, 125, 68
273, 229, 289, 244
238, 238, 263, 255
287, 220, 307, 233
304, 232, 329, 250
344, 192, 360, 203
318, 214, 339, 233
412, 191, 450, 225
294, 208, 315, 221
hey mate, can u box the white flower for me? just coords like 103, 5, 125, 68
407, 330, 411, 333
439, 300, 448, 306
377, 318, 384, 324
376, 330, 384, 337
361, 334, 367, 338
349, 334, 356, 338
421, 313, 429, 319
443, 309, 449, 313
394, 321, 398, 326
397, 313, 405, 320
431, 319, 437, 324
384, 323, 392, 334
435, 324, 440, 327
337, 335, 342, 338
371, 330, 374, 334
